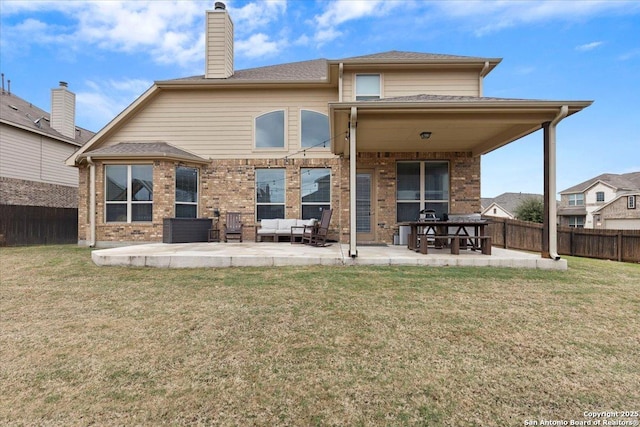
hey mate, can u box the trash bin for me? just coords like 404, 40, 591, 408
398, 225, 411, 245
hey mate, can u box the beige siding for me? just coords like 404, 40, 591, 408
104, 88, 339, 159
51, 87, 76, 139
205, 10, 233, 79
0, 124, 78, 186
342, 69, 480, 100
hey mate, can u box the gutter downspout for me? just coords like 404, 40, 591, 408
479, 61, 490, 97
86, 156, 96, 247
349, 106, 358, 258
547, 105, 568, 260
338, 63, 344, 102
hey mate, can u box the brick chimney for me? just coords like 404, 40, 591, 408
205, 2, 234, 79
50, 81, 76, 139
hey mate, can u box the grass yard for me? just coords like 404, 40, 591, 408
1, 245, 639, 426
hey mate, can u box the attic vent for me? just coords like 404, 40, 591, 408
9, 104, 18, 111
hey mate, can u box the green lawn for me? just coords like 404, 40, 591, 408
1, 245, 639, 426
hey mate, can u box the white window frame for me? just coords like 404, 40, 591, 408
301, 168, 331, 220
255, 110, 286, 150
568, 216, 585, 228
105, 164, 153, 223
355, 74, 381, 101
175, 166, 199, 218
628, 195, 636, 209
300, 109, 330, 149
596, 191, 605, 202
568, 193, 584, 206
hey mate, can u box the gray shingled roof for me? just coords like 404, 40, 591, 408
560, 172, 640, 193
0, 91, 94, 146
82, 142, 207, 163
163, 50, 497, 84
372, 94, 539, 103
482, 192, 544, 216
340, 50, 491, 62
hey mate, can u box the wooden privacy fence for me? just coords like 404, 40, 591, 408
485, 217, 640, 263
0, 205, 78, 246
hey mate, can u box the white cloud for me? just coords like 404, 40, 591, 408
235, 33, 282, 58
229, 0, 287, 34
76, 78, 153, 130
576, 41, 604, 52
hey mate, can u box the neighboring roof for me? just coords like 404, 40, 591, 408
481, 192, 544, 216
560, 172, 640, 194
80, 142, 208, 164
0, 91, 94, 146
338, 50, 498, 62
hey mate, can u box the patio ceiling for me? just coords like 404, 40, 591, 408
329, 98, 592, 157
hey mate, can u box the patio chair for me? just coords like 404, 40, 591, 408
223, 212, 243, 242
302, 208, 333, 246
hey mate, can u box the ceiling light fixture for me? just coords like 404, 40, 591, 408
420, 131, 432, 140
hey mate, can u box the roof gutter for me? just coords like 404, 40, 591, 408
547, 105, 568, 260
479, 61, 490, 97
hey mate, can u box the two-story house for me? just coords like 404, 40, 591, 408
66, 3, 591, 258
558, 172, 640, 229
1, 81, 94, 245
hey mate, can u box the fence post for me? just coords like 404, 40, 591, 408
617, 232, 622, 262
503, 220, 508, 249
570, 228, 574, 256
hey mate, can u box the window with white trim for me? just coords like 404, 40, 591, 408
396, 161, 449, 222
105, 164, 153, 222
568, 193, 584, 206
596, 191, 605, 202
175, 166, 198, 218
256, 169, 285, 220
568, 216, 585, 228
255, 110, 285, 148
355, 74, 381, 101
301, 168, 330, 220
301, 110, 330, 148
628, 195, 636, 209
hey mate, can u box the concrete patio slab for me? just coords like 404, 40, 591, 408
91, 242, 567, 270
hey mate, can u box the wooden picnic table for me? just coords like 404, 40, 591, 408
401, 220, 490, 253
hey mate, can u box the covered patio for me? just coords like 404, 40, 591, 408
91, 242, 566, 269
329, 95, 592, 259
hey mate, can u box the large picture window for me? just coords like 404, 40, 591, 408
255, 110, 285, 148
256, 169, 285, 220
175, 166, 198, 218
301, 110, 330, 148
301, 168, 331, 220
396, 161, 449, 222
105, 164, 153, 222
355, 74, 381, 101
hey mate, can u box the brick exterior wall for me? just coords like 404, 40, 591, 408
0, 176, 77, 208
78, 152, 481, 246
593, 194, 640, 228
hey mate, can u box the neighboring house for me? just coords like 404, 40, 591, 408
481, 192, 544, 219
0, 82, 94, 244
558, 172, 640, 229
67, 3, 591, 257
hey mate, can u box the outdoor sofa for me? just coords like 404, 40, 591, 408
256, 218, 317, 242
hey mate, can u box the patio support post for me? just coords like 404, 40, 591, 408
349, 107, 358, 257
543, 105, 568, 260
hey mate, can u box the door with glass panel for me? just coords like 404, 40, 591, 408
356, 170, 375, 242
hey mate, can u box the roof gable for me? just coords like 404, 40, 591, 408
560, 172, 640, 194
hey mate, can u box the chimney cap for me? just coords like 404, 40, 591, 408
59, 81, 68, 88
214, 2, 226, 10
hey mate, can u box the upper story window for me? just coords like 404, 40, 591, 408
596, 191, 605, 202
255, 110, 285, 148
105, 164, 153, 223
568, 193, 584, 206
629, 195, 636, 209
301, 110, 330, 148
355, 74, 381, 101
175, 166, 198, 218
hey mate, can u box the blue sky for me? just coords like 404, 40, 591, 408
1, 0, 639, 197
